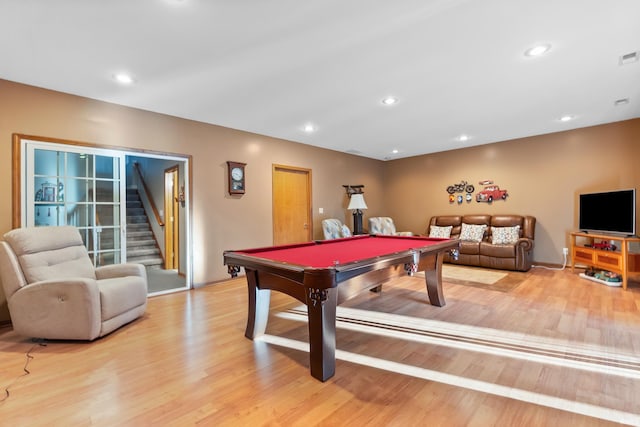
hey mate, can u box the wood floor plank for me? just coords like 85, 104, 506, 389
0, 271, 639, 426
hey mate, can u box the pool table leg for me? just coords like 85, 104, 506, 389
244, 269, 271, 339
423, 253, 446, 307
306, 287, 338, 382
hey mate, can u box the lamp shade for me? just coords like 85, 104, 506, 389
347, 193, 368, 210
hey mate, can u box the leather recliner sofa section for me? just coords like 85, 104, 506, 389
427, 214, 536, 271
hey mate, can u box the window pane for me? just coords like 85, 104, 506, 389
65, 178, 93, 203
95, 227, 120, 266
34, 149, 59, 176
97, 250, 120, 266
96, 180, 119, 202
96, 156, 119, 179
66, 203, 93, 227
99, 228, 117, 250
34, 178, 58, 202
96, 204, 120, 226
34, 205, 63, 226
66, 152, 93, 178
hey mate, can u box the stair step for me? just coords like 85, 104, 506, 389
128, 247, 160, 257
128, 232, 153, 240
128, 241, 156, 248
128, 256, 163, 268
127, 216, 148, 224
128, 254, 161, 261
128, 240, 152, 245
126, 207, 145, 216
127, 223, 150, 230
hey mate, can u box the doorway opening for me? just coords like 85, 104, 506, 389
126, 156, 188, 294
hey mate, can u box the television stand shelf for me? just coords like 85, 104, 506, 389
570, 231, 640, 290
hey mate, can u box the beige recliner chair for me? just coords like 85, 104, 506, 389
0, 226, 148, 340
368, 217, 413, 236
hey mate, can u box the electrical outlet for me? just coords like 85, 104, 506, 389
562, 247, 569, 255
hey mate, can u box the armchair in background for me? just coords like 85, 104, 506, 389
322, 219, 353, 240
368, 217, 413, 236
0, 226, 148, 341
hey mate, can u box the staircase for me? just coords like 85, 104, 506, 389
126, 188, 163, 269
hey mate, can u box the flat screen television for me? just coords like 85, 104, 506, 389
579, 189, 636, 236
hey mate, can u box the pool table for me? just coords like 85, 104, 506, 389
223, 234, 459, 381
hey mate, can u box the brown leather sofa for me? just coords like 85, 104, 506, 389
427, 214, 536, 271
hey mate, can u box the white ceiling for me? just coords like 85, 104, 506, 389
1, 0, 639, 160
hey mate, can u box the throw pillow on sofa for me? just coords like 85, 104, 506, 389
429, 225, 453, 238
460, 223, 487, 242
491, 225, 520, 244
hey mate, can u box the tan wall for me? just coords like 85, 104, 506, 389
383, 119, 640, 264
1, 78, 639, 323
0, 79, 384, 321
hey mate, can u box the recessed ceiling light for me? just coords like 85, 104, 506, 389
457, 134, 470, 142
559, 115, 574, 122
614, 98, 630, 106
391, 149, 399, 154
303, 123, 316, 133
619, 51, 638, 66
524, 44, 551, 57
113, 73, 135, 85
381, 96, 398, 106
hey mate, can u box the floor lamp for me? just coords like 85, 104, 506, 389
347, 193, 368, 235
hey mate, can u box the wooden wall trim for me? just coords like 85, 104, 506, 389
11, 134, 22, 228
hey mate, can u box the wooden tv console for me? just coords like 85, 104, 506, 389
570, 231, 640, 290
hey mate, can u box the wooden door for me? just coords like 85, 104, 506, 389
272, 165, 312, 245
164, 166, 180, 270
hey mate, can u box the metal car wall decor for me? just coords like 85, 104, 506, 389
446, 179, 509, 204
476, 184, 508, 203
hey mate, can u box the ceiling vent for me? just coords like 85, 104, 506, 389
619, 51, 639, 65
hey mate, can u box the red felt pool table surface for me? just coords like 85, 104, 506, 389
235, 234, 449, 268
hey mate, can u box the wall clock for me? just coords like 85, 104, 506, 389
227, 161, 246, 195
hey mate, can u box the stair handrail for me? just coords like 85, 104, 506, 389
133, 162, 164, 227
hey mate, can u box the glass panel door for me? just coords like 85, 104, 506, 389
24, 141, 126, 267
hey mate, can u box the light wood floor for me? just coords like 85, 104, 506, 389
1, 267, 639, 426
